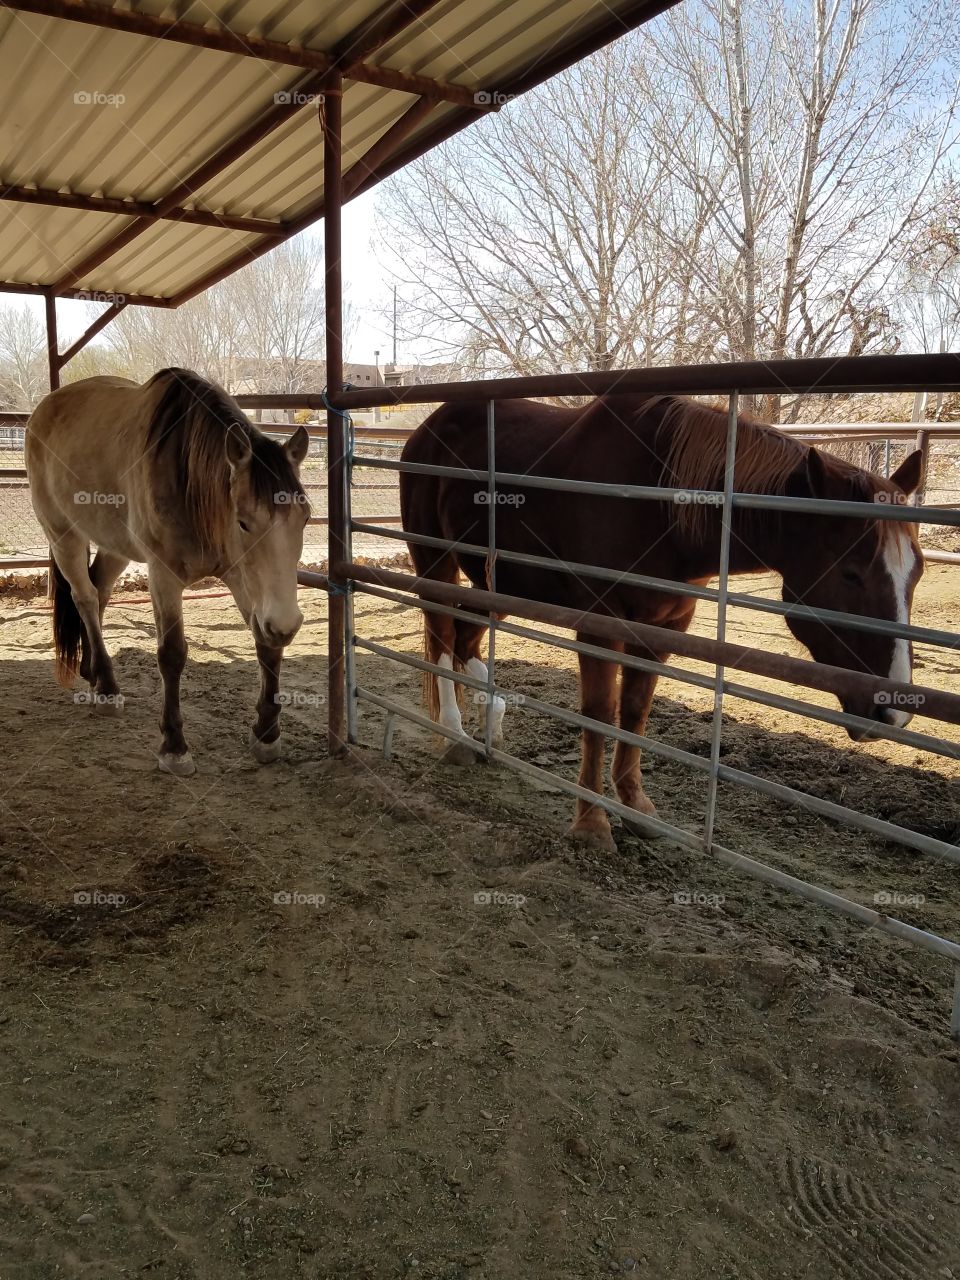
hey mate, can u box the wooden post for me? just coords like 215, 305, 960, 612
323, 73, 347, 755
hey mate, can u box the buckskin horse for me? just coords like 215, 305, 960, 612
399, 393, 923, 850
26, 367, 310, 775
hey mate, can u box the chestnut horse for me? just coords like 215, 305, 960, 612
399, 393, 923, 849
26, 368, 310, 775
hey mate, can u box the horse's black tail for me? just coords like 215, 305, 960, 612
51, 559, 84, 687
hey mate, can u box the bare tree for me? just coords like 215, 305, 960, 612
377, 37, 677, 384
103, 279, 245, 386
232, 237, 324, 410
377, 0, 960, 416
898, 183, 960, 355
99, 235, 353, 410
0, 305, 47, 410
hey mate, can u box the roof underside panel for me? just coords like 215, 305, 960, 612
0, 0, 672, 303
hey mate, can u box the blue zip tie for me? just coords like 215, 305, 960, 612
321, 386, 355, 472
321, 386, 352, 420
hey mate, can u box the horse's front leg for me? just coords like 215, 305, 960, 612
614, 611, 695, 836
612, 647, 663, 836
250, 641, 284, 763
221, 570, 286, 764
148, 563, 194, 776
570, 637, 621, 852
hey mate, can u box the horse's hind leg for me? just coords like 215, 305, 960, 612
80, 550, 129, 684
52, 534, 124, 713
570, 638, 621, 852
148, 561, 195, 777
455, 616, 507, 748
423, 606, 477, 766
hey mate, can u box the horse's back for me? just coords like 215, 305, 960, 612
399, 393, 676, 611
402, 398, 577, 473
26, 375, 159, 559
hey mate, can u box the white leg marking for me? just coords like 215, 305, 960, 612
465, 657, 506, 742
883, 531, 918, 728
158, 750, 196, 777
437, 653, 464, 735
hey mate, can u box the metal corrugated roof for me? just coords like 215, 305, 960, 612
0, 0, 673, 305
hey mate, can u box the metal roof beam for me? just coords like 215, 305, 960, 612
167, 95, 439, 307
44, 0, 468, 295
0, 0, 481, 104
0, 281, 170, 306
0, 183, 284, 235
55, 298, 126, 369
165, 0, 682, 306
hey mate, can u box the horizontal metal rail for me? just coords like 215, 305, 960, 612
341, 561, 960, 726
353, 519, 959, 651
353, 633, 960, 863
349, 579, 960, 761
352, 455, 960, 527
779, 422, 960, 438
323, 352, 960, 409
354, 685, 960, 965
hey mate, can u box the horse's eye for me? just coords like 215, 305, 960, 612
238, 519, 251, 533
841, 568, 863, 585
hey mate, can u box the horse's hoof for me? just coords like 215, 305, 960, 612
619, 798, 662, 839
251, 736, 282, 764
158, 751, 196, 777
441, 737, 481, 767
569, 823, 617, 853
93, 691, 124, 716
621, 813, 664, 840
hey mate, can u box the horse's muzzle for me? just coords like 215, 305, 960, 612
843, 701, 913, 741
253, 614, 303, 648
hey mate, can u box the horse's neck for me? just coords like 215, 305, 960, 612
679, 516, 783, 579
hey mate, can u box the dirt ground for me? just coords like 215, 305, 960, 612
1, 565, 959, 1279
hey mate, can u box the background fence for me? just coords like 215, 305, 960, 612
3, 404, 960, 570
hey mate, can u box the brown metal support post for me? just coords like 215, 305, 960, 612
323, 72, 347, 755
43, 289, 59, 595
44, 289, 60, 391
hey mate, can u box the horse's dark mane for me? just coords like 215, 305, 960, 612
146, 368, 304, 548
644, 393, 905, 549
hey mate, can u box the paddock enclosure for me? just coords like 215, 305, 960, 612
2, 0, 960, 1275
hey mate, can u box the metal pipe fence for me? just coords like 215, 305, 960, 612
3, 360, 960, 1033
312, 369, 960, 1039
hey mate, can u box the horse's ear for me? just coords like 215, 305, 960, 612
225, 423, 251, 470
285, 425, 309, 466
889, 448, 923, 496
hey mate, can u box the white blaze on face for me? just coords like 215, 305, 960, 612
882, 529, 918, 728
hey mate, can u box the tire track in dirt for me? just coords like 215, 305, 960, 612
782, 1153, 941, 1279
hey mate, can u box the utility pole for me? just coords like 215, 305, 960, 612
392, 284, 397, 366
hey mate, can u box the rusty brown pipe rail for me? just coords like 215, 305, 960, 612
294, 352, 960, 409
338, 561, 960, 728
